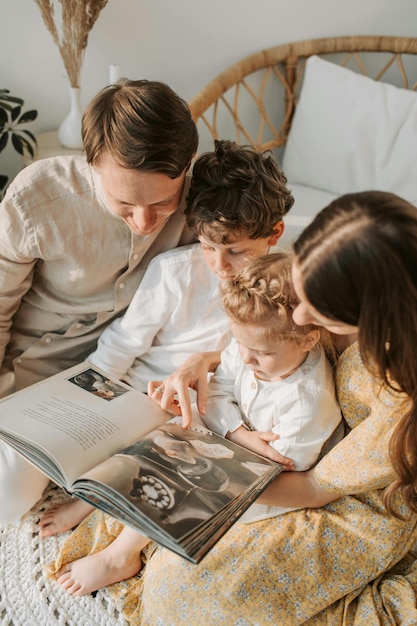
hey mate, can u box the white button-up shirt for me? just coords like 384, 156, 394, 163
88, 244, 230, 391
204, 340, 343, 522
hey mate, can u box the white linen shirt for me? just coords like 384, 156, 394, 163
0, 156, 193, 392
88, 244, 230, 392
203, 339, 343, 522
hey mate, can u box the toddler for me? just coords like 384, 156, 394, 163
203, 251, 343, 522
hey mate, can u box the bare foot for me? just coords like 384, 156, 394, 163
39, 499, 94, 537
56, 540, 143, 595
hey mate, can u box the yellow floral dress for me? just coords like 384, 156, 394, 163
49, 343, 417, 625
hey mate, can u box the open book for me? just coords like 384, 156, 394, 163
0, 362, 282, 563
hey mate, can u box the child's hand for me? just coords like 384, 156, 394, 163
226, 426, 295, 470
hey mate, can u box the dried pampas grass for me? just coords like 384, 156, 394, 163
34, 0, 109, 87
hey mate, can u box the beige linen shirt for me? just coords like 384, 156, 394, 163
0, 155, 193, 392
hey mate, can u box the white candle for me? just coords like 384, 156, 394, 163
109, 64, 121, 84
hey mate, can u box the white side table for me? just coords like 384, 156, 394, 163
23, 131, 84, 165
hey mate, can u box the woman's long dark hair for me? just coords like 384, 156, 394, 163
293, 191, 417, 515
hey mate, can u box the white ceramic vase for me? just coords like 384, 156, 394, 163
58, 86, 83, 149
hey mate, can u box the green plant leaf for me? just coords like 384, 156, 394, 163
0, 91, 38, 167
0, 102, 14, 113
0, 132, 8, 152
11, 106, 21, 123
17, 109, 38, 124
0, 174, 8, 191
21, 129, 38, 146
0, 93, 23, 106
11, 133, 24, 155
15, 134, 35, 157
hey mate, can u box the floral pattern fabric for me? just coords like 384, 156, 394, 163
49, 343, 417, 625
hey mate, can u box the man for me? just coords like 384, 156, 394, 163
0, 79, 198, 523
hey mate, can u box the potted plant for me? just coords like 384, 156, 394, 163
0, 89, 38, 199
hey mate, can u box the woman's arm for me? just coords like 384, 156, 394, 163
257, 468, 342, 509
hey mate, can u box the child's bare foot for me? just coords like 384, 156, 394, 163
56, 540, 143, 595
39, 499, 94, 537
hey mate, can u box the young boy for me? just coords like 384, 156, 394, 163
41, 139, 294, 594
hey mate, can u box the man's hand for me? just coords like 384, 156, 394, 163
226, 426, 295, 469
147, 350, 221, 428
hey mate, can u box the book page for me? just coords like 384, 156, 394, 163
0, 362, 171, 487
74, 420, 282, 560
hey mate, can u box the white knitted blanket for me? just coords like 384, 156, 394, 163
0, 483, 128, 626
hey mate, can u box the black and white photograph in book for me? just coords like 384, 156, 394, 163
68, 368, 129, 401
80, 421, 279, 543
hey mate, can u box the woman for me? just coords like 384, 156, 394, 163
51, 190, 417, 624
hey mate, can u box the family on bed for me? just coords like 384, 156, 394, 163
0, 78, 416, 625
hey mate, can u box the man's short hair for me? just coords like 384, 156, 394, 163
83, 79, 198, 178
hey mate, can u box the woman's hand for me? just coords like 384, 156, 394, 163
147, 350, 221, 428
257, 469, 341, 508
226, 426, 295, 469
148, 380, 180, 416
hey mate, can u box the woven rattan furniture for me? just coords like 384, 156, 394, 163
190, 36, 417, 247
189, 35, 417, 156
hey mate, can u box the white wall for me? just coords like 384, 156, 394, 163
1, 0, 417, 135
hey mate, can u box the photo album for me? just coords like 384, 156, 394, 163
0, 362, 282, 563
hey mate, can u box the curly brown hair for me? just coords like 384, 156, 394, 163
185, 140, 294, 242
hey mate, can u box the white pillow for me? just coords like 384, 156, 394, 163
282, 55, 417, 205
274, 183, 337, 250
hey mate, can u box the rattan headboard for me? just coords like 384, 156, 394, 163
189, 35, 417, 156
